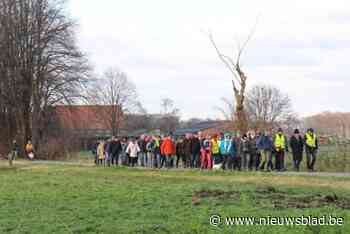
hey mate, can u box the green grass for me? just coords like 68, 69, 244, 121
0, 161, 350, 233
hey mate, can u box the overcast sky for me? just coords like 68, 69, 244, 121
68, 0, 350, 120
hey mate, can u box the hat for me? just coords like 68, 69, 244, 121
294, 129, 300, 134
278, 128, 283, 132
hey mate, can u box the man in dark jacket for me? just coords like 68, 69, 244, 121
104, 139, 111, 167
138, 137, 147, 167
248, 133, 258, 171
182, 134, 192, 168
109, 137, 122, 166
191, 134, 201, 168
240, 134, 250, 171
9, 140, 19, 166
290, 129, 304, 171
175, 137, 185, 168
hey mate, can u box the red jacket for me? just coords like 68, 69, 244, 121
161, 138, 175, 156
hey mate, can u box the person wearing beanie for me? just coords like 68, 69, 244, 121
240, 134, 250, 170
290, 129, 304, 171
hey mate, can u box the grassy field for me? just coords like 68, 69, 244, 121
0, 161, 350, 233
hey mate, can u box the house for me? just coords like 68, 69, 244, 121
53, 105, 124, 150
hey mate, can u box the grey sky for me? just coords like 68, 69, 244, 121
68, 0, 350, 120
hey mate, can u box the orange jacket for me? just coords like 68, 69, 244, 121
161, 138, 175, 156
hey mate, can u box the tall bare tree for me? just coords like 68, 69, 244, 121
245, 84, 293, 130
208, 27, 256, 134
0, 0, 89, 152
88, 67, 138, 136
159, 98, 180, 134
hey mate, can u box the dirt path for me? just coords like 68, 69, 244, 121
282, 171, 350, 177
3, 160, 350, 178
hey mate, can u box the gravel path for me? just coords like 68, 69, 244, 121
14, 160, 350, 178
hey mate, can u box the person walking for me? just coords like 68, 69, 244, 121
138, 136, 147, 167
273, 128, 288, 171
256, 131, 273, 171
191, 134, 201, 168
200, 135, 212, 169
97, 140, 106, 166
160, 135, 176, 169
153, 136, 161, 168
126, 138, 141, 167
304, 128, 318, 172
92, 141, 99, 165
9, 140, 19, 166
220, 133, 232, 170
211, 134, 222, 169
182, 134, 192, 168
231, 134, 241, 171
109, 137, 122, 166
175, 137, 185, 168
248, 133, 258, 171
25, 140, 35, 160
104, 139, 111, 167
120, 137, 128, 166
240, 134, 250, 170
146, 136, 156, 168
290, 129, 304, 171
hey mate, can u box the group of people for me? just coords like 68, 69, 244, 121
92, 127, 319, 172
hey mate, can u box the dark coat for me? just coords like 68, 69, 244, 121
109, 140, 122, 155
290, 135, 304, 160
248, 137, 257, 155
176, 141, 184, 156
191, 137, 201, 155
182, 138, 192, 156
138, 139, 147, 153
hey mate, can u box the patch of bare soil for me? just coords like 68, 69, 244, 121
191, 186, 350, 209
255, 186, 350, 210
192, 189, 240, 205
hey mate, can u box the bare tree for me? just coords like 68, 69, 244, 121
214, 97, 235, 122
159, 98, 180, 134
304, 112, 350, 138
245, 85, 293, 130
207, 25, 256, 134
88, 67, 138, 136
0, 0, 89, 152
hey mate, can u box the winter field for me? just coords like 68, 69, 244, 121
0, 160, 350, 234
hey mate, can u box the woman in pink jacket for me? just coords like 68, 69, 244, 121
201, 135, 212, 169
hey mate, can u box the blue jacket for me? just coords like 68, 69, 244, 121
220, 139, 237, 157
256, 135, 273, 150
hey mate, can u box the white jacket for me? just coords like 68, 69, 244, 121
126, 142, 140, 158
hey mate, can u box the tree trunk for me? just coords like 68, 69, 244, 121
235, 103, 248, 134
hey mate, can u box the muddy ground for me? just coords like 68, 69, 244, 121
193, 186, 350, 209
